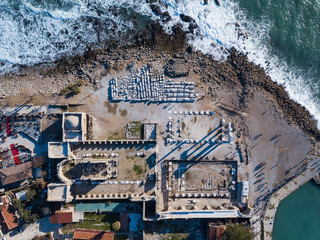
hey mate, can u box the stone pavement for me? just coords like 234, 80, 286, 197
4, 216, 62, 240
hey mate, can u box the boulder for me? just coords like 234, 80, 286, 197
165, 59, 189, 78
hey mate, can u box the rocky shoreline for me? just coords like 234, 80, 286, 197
314, 173, 320, 184
0, 21, 319, 143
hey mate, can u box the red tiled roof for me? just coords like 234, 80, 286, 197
50, 211, 73, 224
0, 196, 18, 233
73, 229, 114, 240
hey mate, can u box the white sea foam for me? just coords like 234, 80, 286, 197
0, 0, 153, 71
150, 0, 320, 128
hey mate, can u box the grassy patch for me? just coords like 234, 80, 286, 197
207, 127, 213, 135
62, 161, 74, 172
63, 203, 75, 209
119, 109, 128, 117
125, 121, 143, 139
133, 164, 143, 175
104, 101, 118, 114
62, 212, 120, 233
61, 223, 74, 234
78, 220, 111, 231
108, 128, 125, 140
84, 212, 119, 222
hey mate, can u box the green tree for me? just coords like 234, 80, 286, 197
31, 214, 39, 223
20, 208, 32, 224
223, 223, 254, 240
112, 221, 121, 231
72, 85, 81, 95
11, 199, 39, 225
26, 189, 37, 202
12, 199, 24, 210
19, 209, 39, 225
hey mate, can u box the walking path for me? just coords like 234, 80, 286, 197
1, 134, 46, 156
4, 216, 61, 240
261, 156, 320, 239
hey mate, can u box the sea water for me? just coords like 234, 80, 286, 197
0, 0, 320, 129
273, 181, 320, 240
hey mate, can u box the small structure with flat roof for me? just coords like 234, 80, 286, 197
47, 183, 73, 202
48, 142, 69, 159
62, 112, 87, 142
241, 181, 249, 197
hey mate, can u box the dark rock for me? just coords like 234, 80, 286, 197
186, 46, 193, 53
214, 0, 220, 6
150, 4, 162, 16
226, 48, 320, 140
164, 59, 189, 78
188, 22, 199, 33
162, 11, 171, 23
180, 14, 193, 23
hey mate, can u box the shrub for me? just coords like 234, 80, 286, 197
26, 189, 37, 202
60, 80, 83, 96
223, 223, 254, 240
112, 221, 121, 231
133, 164, 143, 175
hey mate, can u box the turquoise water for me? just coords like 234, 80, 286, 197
236, 0, 320, 99
75, 202, 126, 212
232, 0, 320, 125
273, 181, 320, 240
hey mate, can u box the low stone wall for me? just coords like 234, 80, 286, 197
82, 139, 156, 145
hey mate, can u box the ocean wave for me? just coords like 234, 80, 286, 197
0, 0, 153, 71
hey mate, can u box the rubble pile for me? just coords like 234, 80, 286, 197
110, 66, 197, 102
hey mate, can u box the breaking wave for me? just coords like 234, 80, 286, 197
0, 0, 153, 72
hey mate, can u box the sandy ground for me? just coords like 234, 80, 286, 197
70, 142, 156, 182
245, 93, 313, 213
